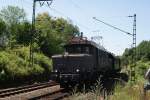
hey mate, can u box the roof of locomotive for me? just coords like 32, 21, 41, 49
66, 36, 106, 51
66, 36, 116, 57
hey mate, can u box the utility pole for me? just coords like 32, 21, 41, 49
93, 14, 137, 83
30, 0, 54, 66
128, 14, 136, 82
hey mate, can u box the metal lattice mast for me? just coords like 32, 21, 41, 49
30, 0, 53, 66
128, 14, 136, 82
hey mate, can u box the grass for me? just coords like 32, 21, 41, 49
70, 79, 107, 100
70, 78, 150, 100
109, 82, 144, 100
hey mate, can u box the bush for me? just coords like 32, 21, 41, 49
135, 61, 150, 78
34, 52, 52, 72
0, 46, 52, 84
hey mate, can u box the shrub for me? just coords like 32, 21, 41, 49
34, 52, 52, 72
0, 46, 52, 84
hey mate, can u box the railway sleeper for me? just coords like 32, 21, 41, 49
28, 88, 69, 100
44, 92, 69, 100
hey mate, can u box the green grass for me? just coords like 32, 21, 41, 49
70, 78, 150, 100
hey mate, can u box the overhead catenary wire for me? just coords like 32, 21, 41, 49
0, 0, 91, 30
93, 17, 132, 36
68, 0, 133, 36
68, 0, 92, 18
69, 0, 83, 11
68, 0, 95, 27
48, 6, 91, 30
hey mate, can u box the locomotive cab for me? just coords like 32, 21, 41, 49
51, 37, 96, 85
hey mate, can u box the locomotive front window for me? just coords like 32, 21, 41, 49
65, 44, 90, 54
85, 47, 89, 53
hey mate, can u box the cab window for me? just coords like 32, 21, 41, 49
65, 44, 90, 54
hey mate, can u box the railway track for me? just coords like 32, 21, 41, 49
0, 81, 70, 100
29, 88, 69, 100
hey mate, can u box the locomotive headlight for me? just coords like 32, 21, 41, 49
76, 69, 80, 72
54, 69, 58, 73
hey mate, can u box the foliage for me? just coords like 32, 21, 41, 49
137, 40, 150, 61
0, 5, 80, 86
121, 40, 150, 78
36, 12, 79, 56
136, 61, 150, 78
34, 52, 52, 72
0, 19, 6, 35
0, 5, 26, 25
0, 47, 52, 83
0, 6, 27, 47
15, 22, 32, 46
122, 40, 150, 64
70, 79, 150, 100
0, 6, 79, 56
0, 19, 8, 47
108, 82, 145, 100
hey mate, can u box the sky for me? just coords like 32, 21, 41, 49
0, 0, 150, 55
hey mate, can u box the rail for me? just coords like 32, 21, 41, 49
0, 81, 58, 98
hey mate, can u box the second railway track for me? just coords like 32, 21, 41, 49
0, 81, 70, 100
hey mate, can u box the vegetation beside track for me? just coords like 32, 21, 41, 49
121, 40, 150, 79
70, 79, 150, 100
0, 5, 79, 87
0, 47, 52, 87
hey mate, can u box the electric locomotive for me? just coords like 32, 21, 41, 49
51, 35, 121, 86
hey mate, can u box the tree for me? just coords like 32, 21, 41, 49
122, 40, 150, 66
0, 19, 6, 35
35, 13, 79, 56
0, 6, 27, 47
0, 19, 8, 47
0, 6, 26, 25
15, 22, 32, 46
137, 40, 150, 61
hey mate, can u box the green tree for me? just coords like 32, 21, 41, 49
122, 40, 150, 77
122, 40, 150, 63
0, 6, 27, 47
137, 40, 150, 61
36, 13, 79, 56
15, 22, 32, 46
0, 6, 26, 25
0, 19, 6, 35
0, 19, 8, 47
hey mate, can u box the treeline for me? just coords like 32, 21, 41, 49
0, 5, 79, 56
121, 40, 150, 77
122, 40, 150, 64
0, 5, 79, 87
